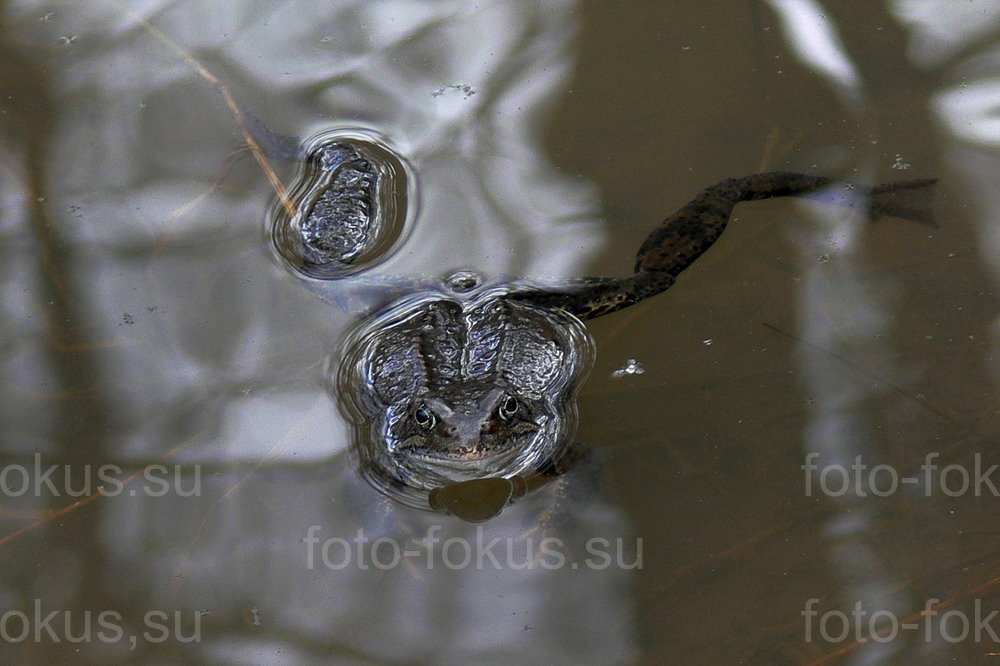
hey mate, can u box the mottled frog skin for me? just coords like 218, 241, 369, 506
276, 136, 936, 521
272, 133, 408, 280
338, 287, 594, 514
299, 143, 379, 265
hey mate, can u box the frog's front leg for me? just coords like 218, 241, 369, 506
425, 440, 599, 527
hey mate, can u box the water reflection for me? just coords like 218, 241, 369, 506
765, 6, 915, 662
0, 0, 636, 662
1, 0, 993, 662
759, 1, 1000, 662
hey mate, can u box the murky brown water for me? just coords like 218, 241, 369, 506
1, 1, 999, 664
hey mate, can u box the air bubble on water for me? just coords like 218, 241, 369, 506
446, 270, 481, 293
612, 358, 645, 378
320, 35, 334, 43
891, 154, 911, 170
432, 84, 476, 99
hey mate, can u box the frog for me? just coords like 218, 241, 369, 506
270, 132, 936, 522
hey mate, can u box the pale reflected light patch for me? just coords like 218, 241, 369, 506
793, 203, 908, 662
362, 0, 457, 48
3, 347, 58, 455
889, 0, 1000, 65
788, 192, 868, 255
0, 256, 36, 324
430, 84, 481, 123
940, 147, 1000, 384
765, 0, 863, 104
0, 1, 636, 662
211, 390, 346, 462
933, 78, 1000, 148
821, 506, 871, 540
201, 639, 314, 666
0, 160, 28, 236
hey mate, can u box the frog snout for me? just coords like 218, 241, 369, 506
451, 418, 487, 446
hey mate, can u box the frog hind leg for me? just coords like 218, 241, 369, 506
536, 172, 935, 321
633, 171, 936, 277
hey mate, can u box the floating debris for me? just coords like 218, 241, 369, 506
432, 84, 476, 99
611, 358, 645, 378
891, 154, 911, 170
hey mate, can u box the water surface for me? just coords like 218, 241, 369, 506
1, 1, 998, 663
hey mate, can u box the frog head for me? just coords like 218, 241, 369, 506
336, 287, 594, 514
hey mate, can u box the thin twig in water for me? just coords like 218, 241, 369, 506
105, 0, 296, 218
762, 321, 979, 437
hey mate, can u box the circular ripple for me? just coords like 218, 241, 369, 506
270, 130, 412, 279
334, 286, 595, 512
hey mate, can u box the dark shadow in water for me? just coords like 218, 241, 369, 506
0, 19, 123, 661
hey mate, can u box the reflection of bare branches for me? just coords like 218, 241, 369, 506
806, 574, 1000, 665
0, 11, 208, 593
0, 30, 117, 635
0, 437, 201, 548
104, 0, 296, 218
763, 322, 977, 437
165, 418, 306, 605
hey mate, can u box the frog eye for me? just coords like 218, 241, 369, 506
413, 404, 436, 430
498, 394, 521, 421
